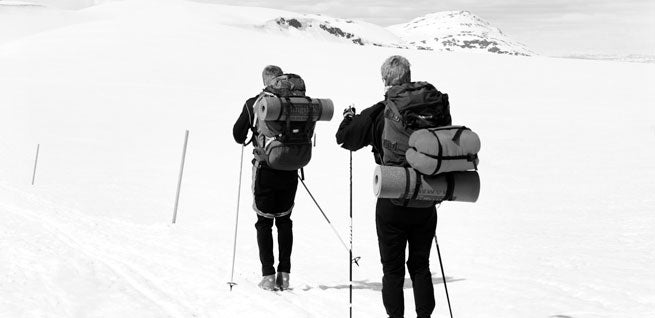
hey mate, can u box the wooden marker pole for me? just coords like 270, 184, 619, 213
31, 144, 40, 185
172, 130, 189, 224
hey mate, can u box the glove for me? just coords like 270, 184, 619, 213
343, 105, 356, 119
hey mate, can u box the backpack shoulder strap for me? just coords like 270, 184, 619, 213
384, 100, 403, 123
246, 92, 268, 146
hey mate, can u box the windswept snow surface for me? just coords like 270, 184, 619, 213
1, 0, 655, 317
0, 1, 95, 46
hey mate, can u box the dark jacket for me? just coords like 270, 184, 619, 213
335, 102, 385, 164
232, 95, 258, 144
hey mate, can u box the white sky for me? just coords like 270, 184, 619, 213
206, 0, 655, 56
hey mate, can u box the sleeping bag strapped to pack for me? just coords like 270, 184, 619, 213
406, 126, 480, 175
252, 73, 334, 171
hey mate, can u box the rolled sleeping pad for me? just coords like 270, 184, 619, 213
407, 126, 481, 175
373, 165, 480, 203
257, 95, 334, 122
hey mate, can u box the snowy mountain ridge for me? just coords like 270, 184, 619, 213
388, 11, 534, 56
259, 15, 404, 48
258, 10, 534, 55
3, 0, 534, 56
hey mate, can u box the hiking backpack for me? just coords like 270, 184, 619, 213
376, 82, 481, 206
250, 74, 317, 171
381, 82, 452, 166
379, 82, 451, 207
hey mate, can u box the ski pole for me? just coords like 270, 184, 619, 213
227, 144, 246, 291
349, 150, 353, 318
298, 176, 352, 254
434, 232, 454, 318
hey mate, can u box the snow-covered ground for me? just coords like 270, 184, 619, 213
1, 0, 654, 317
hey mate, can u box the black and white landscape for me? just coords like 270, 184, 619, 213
1, 0, 654, 317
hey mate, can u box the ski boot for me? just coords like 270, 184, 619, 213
276, 272, 290, 290
258, 274, 277, 291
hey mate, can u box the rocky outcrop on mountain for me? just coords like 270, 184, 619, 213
388, 11, 534, 56
261, 10, 533, 56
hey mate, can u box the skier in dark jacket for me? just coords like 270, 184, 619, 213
336, 56, 439, 318
233, 65, 297, 291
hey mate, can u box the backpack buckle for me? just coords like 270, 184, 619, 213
384, 108, 402, 122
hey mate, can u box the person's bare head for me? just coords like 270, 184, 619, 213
381, 55, 411, 87
262, 65, 283, 86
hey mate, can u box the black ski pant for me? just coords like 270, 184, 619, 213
255, 214, 293, 276
252, 164, 298, 276
376, 198, 437, 318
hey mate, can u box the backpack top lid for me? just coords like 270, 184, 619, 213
264, 73, 306, 97
384, 81, 451, 130
385, 81, 435, 99
385, 82, 443, 109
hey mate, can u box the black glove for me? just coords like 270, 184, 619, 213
343, 105, 356, 119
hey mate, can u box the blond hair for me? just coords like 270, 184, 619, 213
262, 65, 283, 86
381, 55, 411, 86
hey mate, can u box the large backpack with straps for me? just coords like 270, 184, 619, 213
250, 74, 316, 171
380, 82, 479, 207
381, 82, 452, 166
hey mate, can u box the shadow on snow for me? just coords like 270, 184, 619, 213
303, 274, 465, 291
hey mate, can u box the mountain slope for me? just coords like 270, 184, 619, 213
0, 1, 91, 45
388, 11, 534, 56
253, 10, 534, 55
259, 15, 403, 48
2, 1, 533, 56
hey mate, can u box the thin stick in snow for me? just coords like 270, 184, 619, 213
31, 144, 40, 185
172, 130, 189, 224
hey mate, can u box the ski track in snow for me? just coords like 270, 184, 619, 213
1, 185, 203, 317
0, 183, 375, 317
